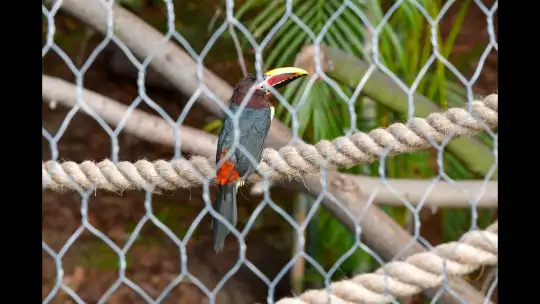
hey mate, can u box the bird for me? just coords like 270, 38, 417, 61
213, 67, 308, 253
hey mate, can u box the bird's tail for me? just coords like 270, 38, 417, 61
212, 183, 237, 253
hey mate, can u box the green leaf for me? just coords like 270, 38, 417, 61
251, 6, 287, 39
324, 24, 354, 54
297, 81, 319, 137
244, 0, 283, 33
445, 152, 473, 179
235, 0, 274, 20
442, 209, 469, 242
280, 77, 310, 127
322, 3, 360, 55
203, 119, 223, 134
319, 84, 347, 139
273, 33, 315, 68
442, 0, 472, 58
275, 77, 303, 117
322, 29, 340, 49
263, 2, 316, 68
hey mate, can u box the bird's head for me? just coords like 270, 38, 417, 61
231, 67, 308, 108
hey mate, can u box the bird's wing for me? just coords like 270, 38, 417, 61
216, 106, 272, 184
237, 107, 272, 178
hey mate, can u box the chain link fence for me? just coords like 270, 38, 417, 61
42, 0, 498, 303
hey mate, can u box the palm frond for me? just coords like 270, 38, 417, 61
234, 0, 487, 286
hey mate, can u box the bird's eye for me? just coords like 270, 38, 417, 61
253, 81, 268, 93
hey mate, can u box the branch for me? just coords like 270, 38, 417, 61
104, 44, 176, 90
351, 176, 497, 208
269, 175, 497, 208
42, 75, 217, 157
58, 0, 293, 150
295, 45, 497, 179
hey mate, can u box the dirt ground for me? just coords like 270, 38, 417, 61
42, 1, 498, 303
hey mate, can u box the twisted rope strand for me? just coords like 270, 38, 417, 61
277, 221, 498, 304
42, 94, 497, 192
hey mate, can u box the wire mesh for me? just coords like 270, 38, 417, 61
42, 0, 498, 303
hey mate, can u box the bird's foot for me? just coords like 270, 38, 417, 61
236, 180, 245, 191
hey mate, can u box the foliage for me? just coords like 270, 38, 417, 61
235, 0, 495, 288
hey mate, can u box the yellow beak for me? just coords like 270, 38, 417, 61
264, 67, 309, 78
262, 67, 308, 90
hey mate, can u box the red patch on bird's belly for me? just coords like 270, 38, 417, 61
216, 159, 240, 185
217, 146, 239, 185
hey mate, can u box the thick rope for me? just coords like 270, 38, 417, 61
277, 221, 498, 304
42, 94, 497, 192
